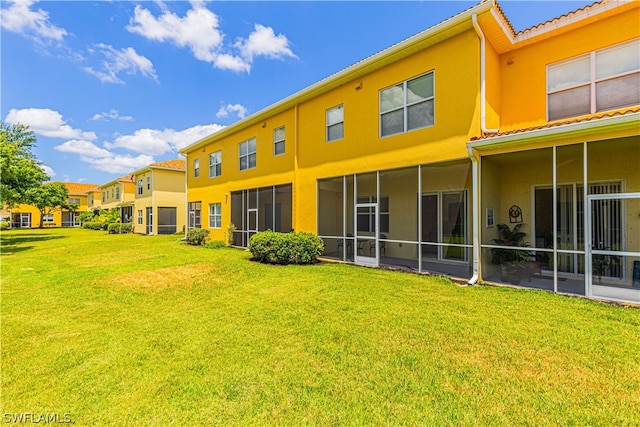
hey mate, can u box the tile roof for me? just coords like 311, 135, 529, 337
514, 0, 608, 37
149, 159, 186, 170
470, 107, 640, 141
48, 182, 100, 195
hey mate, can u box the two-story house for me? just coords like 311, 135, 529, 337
132, 159, 186, 235
180, 0, 639, 304
99, 175, 135, 223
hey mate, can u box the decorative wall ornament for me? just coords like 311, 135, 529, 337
509, 205, 523, 223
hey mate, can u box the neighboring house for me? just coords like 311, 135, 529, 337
99, 175, 135, 223
174, 1, 636, 304
86, 188, 102, 212
132, 159, 186, 235
8, 182, 100, 228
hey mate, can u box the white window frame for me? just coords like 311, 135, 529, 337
239, 138, 256, 171
147, 177, 151, 190
547, 39, 640, 121
274, 126, 285, 155
209, 203, 222, 229
137, 179, 143, 195
326, 105, 344, 142
380, 71, 435, 137
209, 150, 222, 178
43, 213, 54, 223
193, 158, 200, 178
137, 210, 143, 225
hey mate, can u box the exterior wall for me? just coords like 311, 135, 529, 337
100, 181, 134, 210
187, 107, 296, 240
186, 30, 480, 241
134, 168, 186, 234
497, 7, 639, 130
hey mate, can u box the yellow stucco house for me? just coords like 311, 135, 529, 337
99, 174, 135, 223
180, 0, 639, 304
8, 182, 100, 228
132, 159, 186, 235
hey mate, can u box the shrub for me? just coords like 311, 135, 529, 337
186, 228, 209, 246
0, 221, 9, 230
204, 240, 226, 249
225, 223, 236, 247
82, 222, 104, 230
248, 230, 324, 265
107, 223, 132, 234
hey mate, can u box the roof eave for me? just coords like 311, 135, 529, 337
468, 112, 640, 150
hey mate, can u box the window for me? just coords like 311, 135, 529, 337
274, 126, 285, 155
137, 210, 143, 225
68, 198, 80, 205
326, 105, 344, 142
43, 214, 54, 223
239, 138, 256, 171
147, 177, 151, 190
137, 179, 143, 195
209, 203, 222, 228
357, 196, 389, 233
548, 39, 640, 121
111, 188, 114, 198
116, 187, 120, 199
209, 151, 222, 177
380, 72, 434, 137
102, 193, 105, 202
194, 158, 200, 178
188, 201, 201, 228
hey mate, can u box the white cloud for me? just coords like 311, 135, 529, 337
84, 43, 158, 84
237, 24, 297, 62
54, 140, 112, 158
216, 103, 248, 119
40, 164, 55, 178
105, 124, 225, 156
0, 0, 67, 43
126, 4, 295, 73
91, 109, 134, 122
5, 108, 97, 140
81, 153, 155, 174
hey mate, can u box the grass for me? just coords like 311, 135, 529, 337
1, 228, 639, 426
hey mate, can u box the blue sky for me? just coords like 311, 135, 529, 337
2, 0, 588, 185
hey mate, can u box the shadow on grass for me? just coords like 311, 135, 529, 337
0, 233, 67, 255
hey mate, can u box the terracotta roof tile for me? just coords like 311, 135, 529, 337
48, 182, 101, 195
149, 159, 186, 170
471, 107, 640, 141
515, 0, 607, 36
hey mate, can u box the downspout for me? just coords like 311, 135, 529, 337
293, 103, 299, 232
468, 13, 499, 285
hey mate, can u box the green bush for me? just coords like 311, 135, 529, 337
107, 223, 132, 234
0, 221, 9, 230
82, 222, 104, 230
186, 228, 209, 246
248, 230, 324, 265
204, 240, 226, 249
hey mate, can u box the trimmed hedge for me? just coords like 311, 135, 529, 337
248, 230, 324, 265
82, 222, 106, 230
186, 228, 209, 246
107, 223, 132, 234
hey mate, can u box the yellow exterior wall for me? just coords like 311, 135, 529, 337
100, 181, 135, 210
134, 168, 186, 234
496, 7, 639, 131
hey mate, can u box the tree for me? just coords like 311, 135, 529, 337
24, 182, 69, 228
0, 122, 49, 206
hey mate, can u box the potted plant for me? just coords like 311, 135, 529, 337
491, 223, 531, 285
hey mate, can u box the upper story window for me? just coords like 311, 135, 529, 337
548, 39, 640, 121
115, 187, 120, 199
147, 177, 151, 190
68, 198, 80, 205
193, 158, 200, 178
326, 105, 344, 142
102, 193, 105, 203
137, 179, 143, 195
209, 150, 222, 178
239, 138, 256, 171
274, 126, 285, 155
380, 71, 434, 137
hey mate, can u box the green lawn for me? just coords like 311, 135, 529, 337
1, 228, 639, 426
